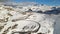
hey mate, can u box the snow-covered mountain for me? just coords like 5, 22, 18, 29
0, 2, 60, 34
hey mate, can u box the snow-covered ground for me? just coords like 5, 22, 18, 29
0, 3, 60, 34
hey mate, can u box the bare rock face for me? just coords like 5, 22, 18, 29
0, 4, 60, 34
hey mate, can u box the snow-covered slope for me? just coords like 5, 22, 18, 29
0, 3, 60, 34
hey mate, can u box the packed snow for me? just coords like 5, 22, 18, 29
0, 3, 60, 34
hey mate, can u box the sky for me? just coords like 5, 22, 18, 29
11, 0, 60, 6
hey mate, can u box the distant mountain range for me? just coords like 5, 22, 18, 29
0, 2, 60, 15
0, 2, 43, 7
